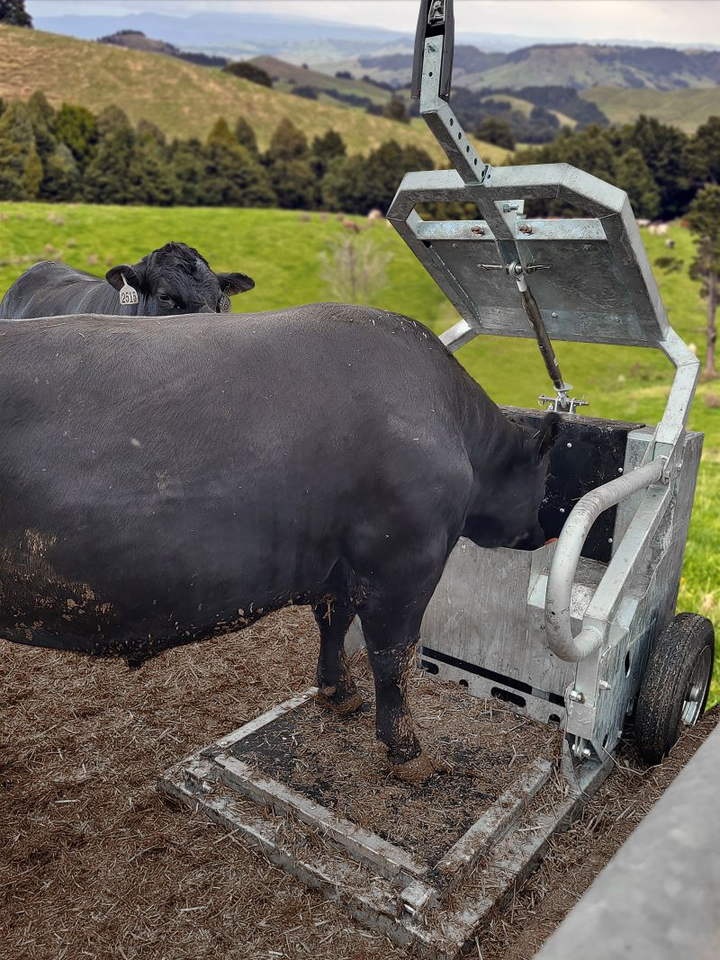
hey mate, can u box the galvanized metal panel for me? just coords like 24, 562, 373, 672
419, 539, 594, 705
388, 167, 671, 347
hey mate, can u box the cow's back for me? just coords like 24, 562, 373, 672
0, 306, 476, 659
0, 261, 114, 319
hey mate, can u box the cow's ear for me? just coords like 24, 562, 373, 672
106, 264, 143, 292
533, 412, 561, 462
218, 272, 255, 295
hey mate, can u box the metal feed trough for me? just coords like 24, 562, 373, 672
162, 2, 715, 956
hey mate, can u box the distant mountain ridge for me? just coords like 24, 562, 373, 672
98, 30, 227, 68
357, 42, 720, 91
36, 10, 720, 68
35, 11, 413, 62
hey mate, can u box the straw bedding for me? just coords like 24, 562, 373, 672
1, 606, 716, 960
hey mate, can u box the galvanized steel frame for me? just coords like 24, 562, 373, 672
390, 0, 703, 762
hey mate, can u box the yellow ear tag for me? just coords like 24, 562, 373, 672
119, 274, 139, 306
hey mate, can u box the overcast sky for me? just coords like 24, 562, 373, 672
27, 0, 720, 46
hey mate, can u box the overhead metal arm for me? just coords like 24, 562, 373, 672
410, 0, 487, 186
407, 1, 579, 409
411, 0, 455, 102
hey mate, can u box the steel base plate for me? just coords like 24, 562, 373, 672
160, 690, 611, 959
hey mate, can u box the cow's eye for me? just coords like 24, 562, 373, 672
158, 294, 174, 306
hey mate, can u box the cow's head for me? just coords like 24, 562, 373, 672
105, 242, 255, 316
464, 412, 560, 551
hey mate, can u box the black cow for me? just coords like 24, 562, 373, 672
0, 305, 558, 782
0, 242, 255, 319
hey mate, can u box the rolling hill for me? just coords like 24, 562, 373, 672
248, 56, 392, 107
581, 86, 720, 132
340, 43, 720, 93
0, 25, 507, 165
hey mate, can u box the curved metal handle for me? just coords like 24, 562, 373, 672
545, 459, 666, 662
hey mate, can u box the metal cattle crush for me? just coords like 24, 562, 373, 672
162, 2, 714, 956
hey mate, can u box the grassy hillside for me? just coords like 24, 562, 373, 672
582, 86, 720, 133
249, 56, 391, 106
480, 93, 577, 129
463, 45, 653, 91
345, 44, 720, 93
0, 202, 717, 706
0, 23, 505, 164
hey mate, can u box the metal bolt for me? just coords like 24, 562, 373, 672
551, 311, 558, 318
502, 202, 520, 213
518, 224, 533, 235
599, 680, 611, 691
618, 467, 624, 474
559, 507, 565, 514
582, 747, 593, 758
428, 43, 436, 52
566, 442, 572, 448
608, 538, 613, 544
470, 226, 485, 236
568, 689, 585, 703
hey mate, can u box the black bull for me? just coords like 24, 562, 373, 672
0, 305, 558, 782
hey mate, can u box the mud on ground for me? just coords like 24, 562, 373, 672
1, 607, 717, 960
230, 657, 562, 866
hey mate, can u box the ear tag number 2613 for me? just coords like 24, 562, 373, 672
119, 274, 139, 307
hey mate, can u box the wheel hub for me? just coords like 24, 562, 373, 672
681, 647, 713, 726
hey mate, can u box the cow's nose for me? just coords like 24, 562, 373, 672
511, 524, 546, 551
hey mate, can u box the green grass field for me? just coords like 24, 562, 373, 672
1, 201, 718, 705
581, 85, 720, 133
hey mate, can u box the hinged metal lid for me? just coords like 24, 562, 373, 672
388, 166, 670, 349
389, 0, 670, 349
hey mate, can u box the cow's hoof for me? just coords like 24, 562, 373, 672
315, 687, 364, 716
390, 752, 453, 784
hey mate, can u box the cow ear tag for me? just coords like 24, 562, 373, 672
219, 293, 231, 313
118, 274, 139, 306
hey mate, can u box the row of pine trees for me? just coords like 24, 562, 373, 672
2, 92, 720, 224
0, 92, 432, 214
514, 115, 720, 221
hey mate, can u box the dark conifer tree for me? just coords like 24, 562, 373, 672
0, 0, 33, 27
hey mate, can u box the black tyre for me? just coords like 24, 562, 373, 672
635, 613, 715, 765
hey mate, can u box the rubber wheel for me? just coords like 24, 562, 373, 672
635, 613, 715, 765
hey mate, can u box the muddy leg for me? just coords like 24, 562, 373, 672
312, 594, 363, 715
362, 613, 451, 784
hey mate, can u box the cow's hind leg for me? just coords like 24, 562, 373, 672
358, 540, 454, 784
313, 592, 363, 715
362, 610, 451, 783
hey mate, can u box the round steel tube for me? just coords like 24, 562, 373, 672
545, 459, 666, 662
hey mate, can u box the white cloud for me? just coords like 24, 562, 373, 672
27, 0, 720, 46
